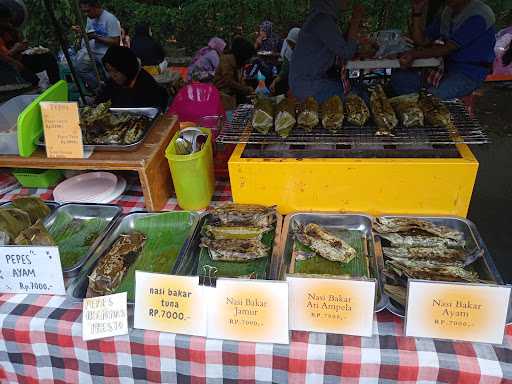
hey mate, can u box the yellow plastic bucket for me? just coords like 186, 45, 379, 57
165, 128, 215, 210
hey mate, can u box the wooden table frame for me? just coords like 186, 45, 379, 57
0, 115, 178, 211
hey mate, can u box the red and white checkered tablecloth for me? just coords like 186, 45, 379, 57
1, 180, 512, 383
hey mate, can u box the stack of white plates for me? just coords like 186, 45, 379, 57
53, 172, 126, 204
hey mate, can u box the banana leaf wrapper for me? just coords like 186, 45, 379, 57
14, 221, 55, 246
390, 94, 424, 128
252, 97, 274, 134
345, 94, 370, 126
370, 85, 398, 135
298, 97, 320, 132
321, 95, 344, 131
418, 93, 454, 130
0, 208, 31, 240
275, 98, 296, 138
11, 197, 51, 224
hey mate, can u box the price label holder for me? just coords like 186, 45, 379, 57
288, 276, 376, 337
206, 278, 289, 345
0, 246, 65, 295
40, 102, 84, 159
134, 271, 207, 337
405, 280, 511, 344
82, 292, 128, 341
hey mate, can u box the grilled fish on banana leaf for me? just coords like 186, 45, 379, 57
321, 95, 344, 131
252, 97, 274, 134
201, 238, 270, 262
389, 94, 424, 127
370, 85, 398, 135
345, 94, 370, 126
87, 232, 146, 296
418, 92, 454, 130
385, 258, 480, 283
210, 204, 276, 228
295, 223, 356, 263
204, 225, 270, 240
379, 232, 465, 248
298, 97, 320, 132
275, 98, 296, 138
14, 221, 55, 246
373, 217, 464, 241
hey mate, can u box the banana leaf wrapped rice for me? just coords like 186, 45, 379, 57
370, 85, 398, 135
345, 94, 370, 126
297, 97, 320, 131
252, 97, 274, 134
321, 95, 344, 131
389, 94, 424, 127
275, 98, 296, 138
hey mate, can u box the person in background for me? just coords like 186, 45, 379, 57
391, 0, 496, 100
504, 42, 512, 67
289, 0, 364, 102
120, 26, 131, 48
187, 37, 227, 82
96, 46, 168, 111
214, 37, 256, 110
74, 0, 121, 91
254, 20, 282, 53
270, 27, 301, 95
131, 24, 165, 68
0, 14, 60, 86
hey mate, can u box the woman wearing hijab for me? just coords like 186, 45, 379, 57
255, 20, 282, 53
270, 27, 301, 95
96, 46, 168, 111
187, 37, 227, 82
131, 24, 165, 67
213, 37, 256, 110
289, 0, 364, 102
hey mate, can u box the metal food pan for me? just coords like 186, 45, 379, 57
67, 211, 200, 304
38, 107, 160, 152
376, 215, 510, 322
279, 212, 388, 313
43, 203, 122, 277
1, 200, 59, 214
174, 212, 284, 280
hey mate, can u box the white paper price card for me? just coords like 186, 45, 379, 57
134, 271, 207, 337
288, 276, 376, 337
0, 246, 65, 295
207, 279, 289, 344
405, 280, 511, 344
83, 292, 128, 341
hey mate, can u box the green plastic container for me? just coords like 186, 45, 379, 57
165, 128, 215, 210
12, 168, 64, 188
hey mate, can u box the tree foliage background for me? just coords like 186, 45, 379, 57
22, 0, 512, 55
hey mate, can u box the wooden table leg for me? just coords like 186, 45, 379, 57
138, 158, 174, 211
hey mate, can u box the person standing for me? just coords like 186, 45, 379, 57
74, 0, 121, 91
131, 24, 166, 67
270, 27, 301, 95
391, 0, 496, 100
254, 20, 282, 53
187, 37, 227, 82
289, 0, 364, 102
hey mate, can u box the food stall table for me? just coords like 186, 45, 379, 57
0, 181, 511, 383
0, 115, 178, 212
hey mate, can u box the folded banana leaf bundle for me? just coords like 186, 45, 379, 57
390, 94, 424, 128
0, 208, 31, 240
297, 97, 320, 132
321, 96, 344, 131
15, 221, 55, 246
345, 94, 370, 126
275, 98, 296, 138
418, 92, 454, 130
11, 197, 51, 224
370, 85, 398, 135
252, 97, 274, 134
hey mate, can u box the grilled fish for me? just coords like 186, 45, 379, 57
298, 97, 320, 132
370, 85, 398, 135
296, 223, 356, 263
204, 225, 270, 240
345, 94, 369, 126
379, 233, 465, 248
385, 258, 480, 283
321, 96, 344, 131
383, 247, 466, 262
210, 204, 276, 228
373, 217, 464, 241
201, 238, 270, 262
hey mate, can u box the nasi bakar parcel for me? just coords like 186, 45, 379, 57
297, 96, 320, 131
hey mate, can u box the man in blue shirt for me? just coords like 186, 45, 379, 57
391, 0, 496, 100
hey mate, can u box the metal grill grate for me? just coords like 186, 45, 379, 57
217, 101, 489, 146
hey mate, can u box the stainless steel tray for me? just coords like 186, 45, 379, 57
67, 211, 200, 304
174, 212, 284, 280
278, 212, 388, 313
37, 107, 160, 152
375, 215, 511, 322
43, 203, 122, 277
